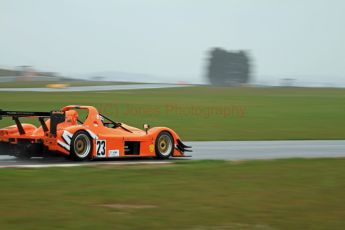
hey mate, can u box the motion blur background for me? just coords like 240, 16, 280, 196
1, 0, 344, 87
2, 1, 345, 229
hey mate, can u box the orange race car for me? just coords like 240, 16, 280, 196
0, 105, 191, 160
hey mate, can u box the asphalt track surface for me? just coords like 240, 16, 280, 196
0, 140, 344, 168
0, 84, 189, 92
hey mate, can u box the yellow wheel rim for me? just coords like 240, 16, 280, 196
73, 133, 91, 158
157, 134, 173, 156
76, 139, 86, 153
159, 138, 168, 152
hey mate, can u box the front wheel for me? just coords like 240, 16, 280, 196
155, 131, 174, 159
70, 131, 93, 161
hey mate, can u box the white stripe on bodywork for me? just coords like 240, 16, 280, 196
58, 129, 97, 152
86, 130, 98, 140
58, 140, 70, 151
62, 130, 73, 145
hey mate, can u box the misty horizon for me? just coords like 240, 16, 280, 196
1, 0, 344, 86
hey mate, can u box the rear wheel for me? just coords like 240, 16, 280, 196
155, 131, 174, 159
0, 142, 11, 154
70, 131, 93, 161
13, 142, 43, 159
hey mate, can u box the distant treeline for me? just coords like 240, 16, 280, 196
206, 48, 251, 86
0, 68, 19, 77
0, 68, 57, 78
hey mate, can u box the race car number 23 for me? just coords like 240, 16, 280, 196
96, 140, 106, 157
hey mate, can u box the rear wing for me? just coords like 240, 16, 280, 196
0, 109, 65, 135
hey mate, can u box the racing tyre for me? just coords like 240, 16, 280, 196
0, 142, 10, 154
70, 131, 93, 161
13, 142, 42, 160
155, 131, 174, 159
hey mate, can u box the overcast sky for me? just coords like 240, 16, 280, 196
1, 0, 344, 84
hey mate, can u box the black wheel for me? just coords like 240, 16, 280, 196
2, 141, 43, 159
155, 131, 174, 159
14, 152, 31, 160
0, 142, 11, 154
13, 143, 32, 160
70, 131, 93, 161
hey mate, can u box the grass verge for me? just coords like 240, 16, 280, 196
0, 86, 345, 140
0, 158, 344, 229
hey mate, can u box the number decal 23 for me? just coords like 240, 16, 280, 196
96, 140, 106, 157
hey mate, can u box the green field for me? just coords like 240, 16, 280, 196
0, 159, 344, 229
0, 86, 344, 141
1, 87, 344, 229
